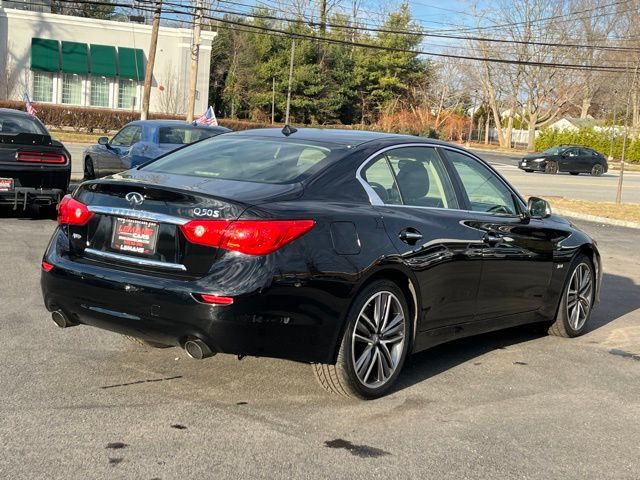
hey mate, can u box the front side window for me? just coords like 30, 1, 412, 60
118, 79, 137, 109
111, 125, 141, 147
32, 72, 54, 102
444, 150, 516, 215
61, 73, 82, 105
91, 76, 110, 107
143, 136, 342, 184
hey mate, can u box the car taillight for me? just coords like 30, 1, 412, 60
17, 152, 66, 164
41, 260, 54, 272
57, 194, 93, 226
180, 219, 315, 255
195, 294, 234, 305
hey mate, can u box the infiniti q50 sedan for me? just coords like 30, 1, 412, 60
41, 128, 601, 399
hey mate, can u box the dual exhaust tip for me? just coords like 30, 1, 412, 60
51, 311, 215, 360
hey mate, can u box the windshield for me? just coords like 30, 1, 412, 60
143, 135, 346, 184
542, 146, 565, 155
158, 126, 221, 144
0, 114, 48, 135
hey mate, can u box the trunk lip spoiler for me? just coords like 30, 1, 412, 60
87, 205, 190, 226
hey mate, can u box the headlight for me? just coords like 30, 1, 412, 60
533, 158, 546, 162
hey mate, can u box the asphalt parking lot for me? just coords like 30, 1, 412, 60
0, 210, 638, 479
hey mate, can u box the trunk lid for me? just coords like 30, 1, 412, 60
69, 172, 302, 278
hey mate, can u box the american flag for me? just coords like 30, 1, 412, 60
23, 92, 37, 116
196, 106, 218, 126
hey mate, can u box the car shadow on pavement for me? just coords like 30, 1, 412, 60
394, 271, 639, 395
587, 272, 640, 332
0, 205, 56, 220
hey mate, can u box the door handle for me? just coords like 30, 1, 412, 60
483, 232, 503, 246
399, 228, 423, 245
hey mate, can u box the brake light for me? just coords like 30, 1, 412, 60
41, 260, 54, 272
17, 152, 66, 164
180, 219, 315, 255
57, 194, 93, 226
197, 294, 234, 305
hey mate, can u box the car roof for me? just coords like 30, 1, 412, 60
0, 108, 36, 118
127, 120, 220, 128
227, 127, 449, 147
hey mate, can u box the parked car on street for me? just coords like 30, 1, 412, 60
82, 120, 230, 179
42, 128, 601, 399
0, 108, 70, 211
519, 145, 608, 176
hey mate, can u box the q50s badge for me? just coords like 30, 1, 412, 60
192, 207, 221, 218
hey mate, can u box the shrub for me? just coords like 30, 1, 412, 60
0, 100, 271, 133
535, 127, 640, 162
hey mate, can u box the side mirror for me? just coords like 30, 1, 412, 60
527, 197, 552, 218
98, 136, 109, 146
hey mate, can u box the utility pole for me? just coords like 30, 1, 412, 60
271, 77, 275, 125
609, 90, 618, 161
186, 0, 203, 122
285, 38, 295, 125
141, 0, 162, 120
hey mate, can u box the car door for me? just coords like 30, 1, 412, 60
101, 125, 142, 176
561, 147, 580, 172
360, 146, 484, 332
441, 148, 556, 320
579, 148, 595, 173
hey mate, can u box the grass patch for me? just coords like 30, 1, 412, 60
50, 130, 108, 143
543, 196, 640, 223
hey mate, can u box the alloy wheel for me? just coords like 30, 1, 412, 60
591, 164, 603, 176
545, 161, 558, 174
566, 263, 593, 331
351, 291, 406, 388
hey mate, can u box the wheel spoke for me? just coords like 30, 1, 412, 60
353, 332, 372, 344
355, 345, 373, 376
379, 342, 394, 371
382, 313, 403, 335
358, 313, 376, 335
381, 334, 404, 345
363, 348, 379, 384
373, 294, 383, 329
380, 294, 393, 332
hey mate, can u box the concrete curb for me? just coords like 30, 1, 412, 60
553, 207, 640, 229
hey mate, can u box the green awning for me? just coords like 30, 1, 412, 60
90, 44, 117, 78
118, 47, 145, 81
61, 41, 89, 75
31, 38, 60, 72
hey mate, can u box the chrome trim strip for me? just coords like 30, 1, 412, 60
84, 248, 187, 271
87, 205, 189, 225
355, 143, 526, 216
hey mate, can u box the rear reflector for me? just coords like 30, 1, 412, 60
57, 194, 94, 226
197, 294, 234, 305
17, 152, 66, 164
180, 219, 315, 255
41, 260, 54, 272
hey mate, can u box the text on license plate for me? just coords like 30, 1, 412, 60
111, 217, 159, 255
0, 178, 14, 191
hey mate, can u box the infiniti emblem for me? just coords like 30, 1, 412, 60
125, 192, 144, 206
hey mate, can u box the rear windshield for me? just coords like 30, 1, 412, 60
0, 114, 48, 135
143, 135, 345, 184
158, 126, 220, 144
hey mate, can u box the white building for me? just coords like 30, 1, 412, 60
0, 4, 215, 115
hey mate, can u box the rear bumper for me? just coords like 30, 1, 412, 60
41, 231, 347, 364
0, 187, 65, 208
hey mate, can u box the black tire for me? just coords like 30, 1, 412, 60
544, 161, 559, 174
123, 335, 171, 349
523, 169, 533, 173
591, 164, 604, 176
570, 172, 579, 175
548, 254, 595, 338
84, 156, 95, 180
313, 280, 411, 399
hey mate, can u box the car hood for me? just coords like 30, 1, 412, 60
523, 153, 550, 160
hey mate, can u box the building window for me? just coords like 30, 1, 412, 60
61, 73, 82, 105
91, 76, 110, 107
32, 72, 54, 102
118, 79, 138, 109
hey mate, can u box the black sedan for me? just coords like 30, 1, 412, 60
519, 145, 608, 176
0, 108, 70, 211
41, 129, 602, 399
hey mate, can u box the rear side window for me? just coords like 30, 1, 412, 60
158, 127, 219, 144
143, 136, 344, 184
0, 114, 47, 135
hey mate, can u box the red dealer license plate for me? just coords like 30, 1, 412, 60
111, 217, 159, 256
0, 178, 14, 191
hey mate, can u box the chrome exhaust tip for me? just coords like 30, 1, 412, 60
184, 339, 215, 360
51, 310, 75, 328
